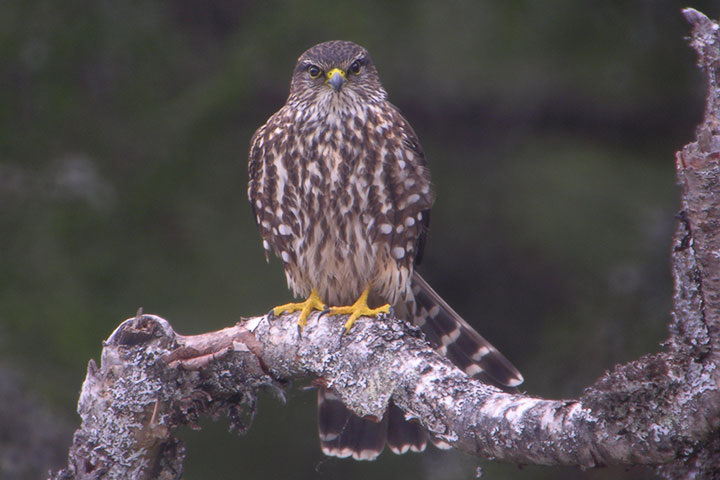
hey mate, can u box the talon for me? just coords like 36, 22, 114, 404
273, 289, 326, 330
343, 314, 360, 333
329, 286, 390, 334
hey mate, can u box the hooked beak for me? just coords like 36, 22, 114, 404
325, 68, 346, 92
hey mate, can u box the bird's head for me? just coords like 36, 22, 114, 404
287, 40, 387, 109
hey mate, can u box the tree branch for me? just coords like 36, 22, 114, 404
50, 8, 720, 480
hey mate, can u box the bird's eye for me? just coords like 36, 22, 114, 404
349, 60, 361, 74
307, 65, 322, 78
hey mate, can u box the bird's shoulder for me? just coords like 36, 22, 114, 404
249, 107, 295, 156
377, 101, 428, 168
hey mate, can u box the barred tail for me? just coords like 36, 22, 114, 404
317, 390, 427, 460
411, 272, 523, 390
317, 272, 523, 460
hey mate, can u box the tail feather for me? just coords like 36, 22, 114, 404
316, 272, 524, 460
318, 390, 387, 461
386, 405, 427, 454
411, 272, 523, 390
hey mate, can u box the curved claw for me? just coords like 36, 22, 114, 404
328, 286, 390, 334
341, 304, 390, 333
273, 289, 327, 330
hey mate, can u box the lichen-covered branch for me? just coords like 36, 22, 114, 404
50, 8, 720, 480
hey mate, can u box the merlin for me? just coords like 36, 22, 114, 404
248, 40, 522, 460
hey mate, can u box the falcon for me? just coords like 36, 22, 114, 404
248, 40, 522, 460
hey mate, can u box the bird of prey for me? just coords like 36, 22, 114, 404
248, 40, 522, 460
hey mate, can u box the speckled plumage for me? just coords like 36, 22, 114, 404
248, 40, 523, 461
249, 41, 431, 307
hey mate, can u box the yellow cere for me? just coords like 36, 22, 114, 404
325, 68, 347, 80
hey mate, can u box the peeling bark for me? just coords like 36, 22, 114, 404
50, 8, 720, 480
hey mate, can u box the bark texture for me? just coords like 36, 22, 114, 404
50, 8, 720, 480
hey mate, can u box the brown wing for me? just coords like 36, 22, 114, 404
368, 102, 433, 269
392, 103, 433, 267
248, 122, 271, 261
248, 110, 297, 264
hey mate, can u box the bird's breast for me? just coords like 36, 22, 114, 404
278, 120, 378, 304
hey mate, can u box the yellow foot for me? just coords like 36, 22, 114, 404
328, 287, 390, 333
273, 289, 327, 330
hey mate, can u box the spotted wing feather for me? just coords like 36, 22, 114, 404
249, 118, 283, 262
370, 104, 433, 270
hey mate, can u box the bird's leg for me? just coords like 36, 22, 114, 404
273, 289, 327, 330
328, 286, 390, 333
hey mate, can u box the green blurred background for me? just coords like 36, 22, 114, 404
1, 1, 716, 479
